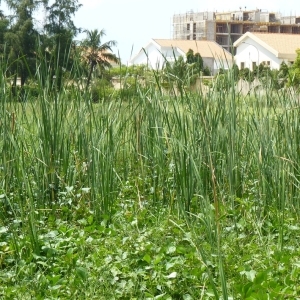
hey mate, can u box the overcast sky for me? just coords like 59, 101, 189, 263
2, 0, 299, 63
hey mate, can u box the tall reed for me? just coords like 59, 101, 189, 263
1, 46, 300, 297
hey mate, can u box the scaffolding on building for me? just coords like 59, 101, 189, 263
172, 8, 300, 50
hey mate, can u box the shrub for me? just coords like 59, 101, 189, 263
287, 49, 300, 87
91, 78, 115, 102
202, 79, 212, 88
239, 67, 254, 82
109, 65, 147, 78
203, 66, 211, 76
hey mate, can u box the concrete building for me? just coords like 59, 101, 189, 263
173, 9, 300, 52
234, 32, 300, 70
129, 39, 232, 75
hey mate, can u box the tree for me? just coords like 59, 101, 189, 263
163, 55, 197, 91
194, 52, 203, 73
80, 29, 119, 90
186, 48, 204, 74
3, 0, 41, 92
43, 0, 82, 90
288, 49, 300, 87
0, 11, 9, 51
278, 61, 289, 78
276, 61, 289, 88
186, 49, 195, 64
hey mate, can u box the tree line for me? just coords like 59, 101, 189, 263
0, 0, 119, 97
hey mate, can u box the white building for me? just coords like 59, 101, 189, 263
129, 39, 232, 75
234, 32, 300, 70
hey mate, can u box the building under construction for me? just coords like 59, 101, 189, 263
173, 9, 300, 52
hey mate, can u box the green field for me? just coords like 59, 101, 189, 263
1, 64, 300, 299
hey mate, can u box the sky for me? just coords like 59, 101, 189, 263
1, 0, 299, 63
75, 0, 299, 63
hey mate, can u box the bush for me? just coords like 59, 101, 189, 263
202, 79, 212, 88
214, 73, 231, 91
109, 65, 147, 78
91, 78, 115, 102
117, 76, 143, 100
287, 49, 300, 87
25, 81, 40, 98
203, 66, 211, 76
232, 64, 239, 81
239, 67, 254, 82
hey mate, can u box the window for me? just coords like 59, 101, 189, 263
262, 61, 271, 67
187, 24, 190, 31
252, 62, 256, 70
216, 36, 227, 45
193, 34, 196, 40
193, 23, 196, 32
240, 62, 245, 69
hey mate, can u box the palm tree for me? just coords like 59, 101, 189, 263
81, 29, 119, 89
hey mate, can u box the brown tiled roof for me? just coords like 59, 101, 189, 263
234, 32, 300, 59
251, 33, 300, 57
152, 39, 233, 60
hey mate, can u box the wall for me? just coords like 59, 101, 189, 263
214, 58, 232, 74
130, 44, 182, 70
234, 38, 282, 70
206, 20, 216, 41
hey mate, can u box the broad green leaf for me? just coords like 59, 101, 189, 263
143, 254, 151, 264
76, 267, 88, 281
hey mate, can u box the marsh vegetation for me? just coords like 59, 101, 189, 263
2, 0, 300, 298
0, 43, 300, 299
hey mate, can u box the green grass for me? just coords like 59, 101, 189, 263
1, 57, 300, 299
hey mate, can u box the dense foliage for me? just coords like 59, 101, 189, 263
0, 0, 119, 95
229, 57, 300, 92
